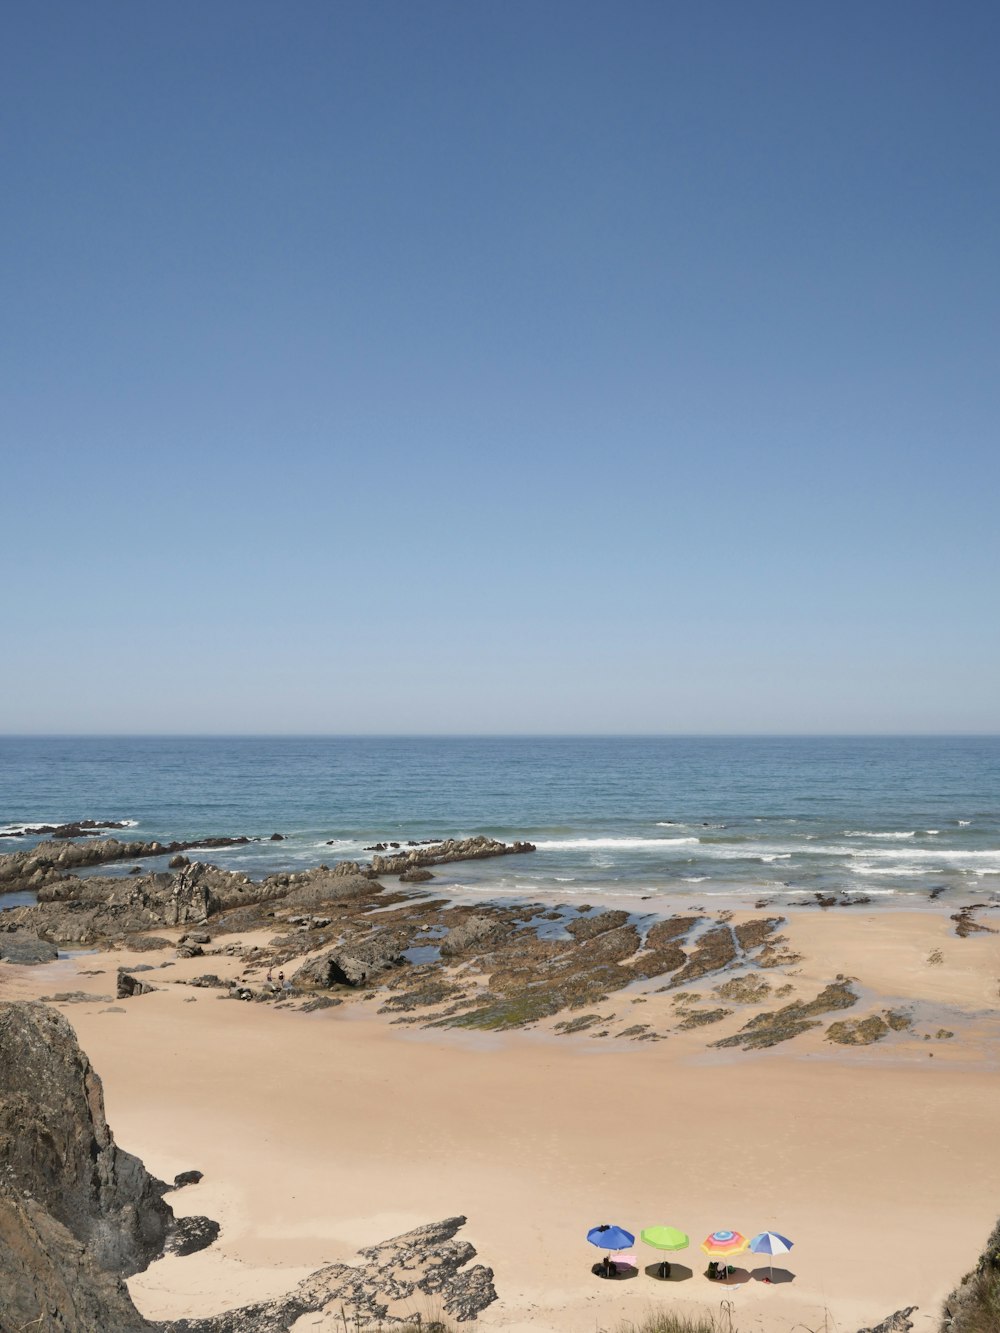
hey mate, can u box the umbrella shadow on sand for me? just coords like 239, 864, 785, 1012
752, 1266, 795, 1284
713, 1266, 751, 1286
644, 1262, 693, 1283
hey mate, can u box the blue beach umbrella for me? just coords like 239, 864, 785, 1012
749, 1231, 793, 1282
587, 1224, 635, 1253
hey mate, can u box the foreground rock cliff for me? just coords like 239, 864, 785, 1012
0, 1002, 496, 1331
0, 1002, 169, 1332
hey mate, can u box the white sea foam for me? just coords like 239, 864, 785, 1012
532, 836, 699, 851
848, 846, 1000, 864
959, 820, 972, 826
844, 830, 916, 839
847, 863, 928, 877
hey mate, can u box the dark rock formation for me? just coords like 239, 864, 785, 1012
160, 1215, 496, 1330
0, 834, 254, 894
165, 1214, 221, 1257
369, 835, 535, 876
0, 1189, 151, 1333
173, 1170, 204, 1188
566, 910, 630, 940
1, 862, 289, 945
292, 927, 410, 989
0, 933, 59, 965
0, 819, 131, 840
439, 914, 509, 956
117, 970, 156, 999
0, 1002, 182, 1331
277, 871, 376, 911
399, 867, 434, 882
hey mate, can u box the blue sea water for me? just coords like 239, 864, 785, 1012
1, 735, 999, 909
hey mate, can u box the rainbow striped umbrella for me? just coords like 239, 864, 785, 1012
701, 1230, 748, 1259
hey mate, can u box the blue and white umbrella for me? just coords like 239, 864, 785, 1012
749, 1231, 793, 1282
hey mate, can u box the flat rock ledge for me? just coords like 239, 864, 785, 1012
158, 1215, 497, 1331
369, 835, 535, 877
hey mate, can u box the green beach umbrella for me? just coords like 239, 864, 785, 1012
640, 1225, 689, 1278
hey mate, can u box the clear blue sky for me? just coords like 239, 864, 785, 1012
3, 1, 998, 734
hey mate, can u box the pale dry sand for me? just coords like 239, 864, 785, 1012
3, 906, 999, 1333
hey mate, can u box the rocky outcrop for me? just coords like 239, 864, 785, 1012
1, 863, 290, 945
277, 871, 377, 911
160, 1215, 496, 1330
0, 835, 254, 894
0, 1003, 174, 1276
0, 819, 132, 840
0, 1189, 151, 1333
0, 932, 59, 964
292, 927, 411, 989
439, 914, 509, 956
117, 970, 156, 999
369, 835, 535, 876
0, 1003, 210, 1331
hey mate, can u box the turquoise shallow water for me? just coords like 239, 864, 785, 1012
1, 735, 999, 907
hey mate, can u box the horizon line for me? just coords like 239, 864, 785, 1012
2, 732, 999, 741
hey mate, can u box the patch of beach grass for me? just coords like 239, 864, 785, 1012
611, 1310, 731, 1333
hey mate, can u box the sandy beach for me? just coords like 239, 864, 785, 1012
2, 898, 998, 1333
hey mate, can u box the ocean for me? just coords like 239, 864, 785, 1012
1, 735, 998, 909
